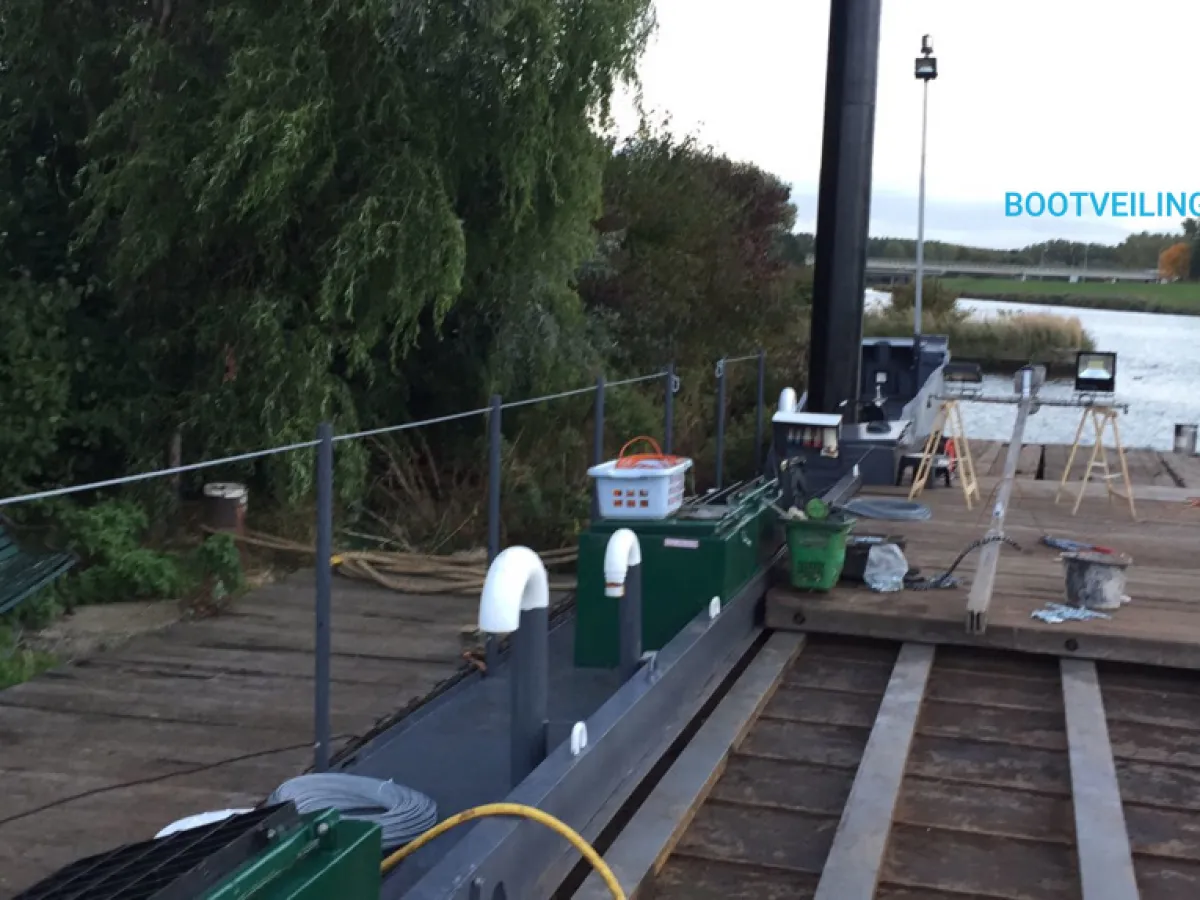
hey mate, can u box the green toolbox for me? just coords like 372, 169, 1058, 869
575, 477, 782, 669
16, 804, 383, 900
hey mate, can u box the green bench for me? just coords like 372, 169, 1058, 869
0, 524, 76, 616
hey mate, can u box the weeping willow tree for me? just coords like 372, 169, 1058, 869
0, 0, 654, 500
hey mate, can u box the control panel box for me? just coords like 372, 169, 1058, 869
772, 411, 843, 460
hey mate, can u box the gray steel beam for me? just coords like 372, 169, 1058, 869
393, 559, 775, 900
966, 393, 1032, 634
573, 632, 806, 900
813, 642, 935, 900
1061, 658, 1140, 900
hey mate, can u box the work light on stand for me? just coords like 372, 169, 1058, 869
1074, 351, 1117, 395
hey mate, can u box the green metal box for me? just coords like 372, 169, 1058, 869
206, 809, 382, 900
574, 479, 781, 669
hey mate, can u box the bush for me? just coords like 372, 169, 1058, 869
865, 299, 1095, 365
888, 278, 963, 321
40, 500, 244, 611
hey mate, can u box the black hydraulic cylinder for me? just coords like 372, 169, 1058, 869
807, 0, 883, 419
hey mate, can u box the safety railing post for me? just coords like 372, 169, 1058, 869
592, 376, 606, 520
755, 348, 767, 475
314, 422, 334, 772
664, 362, 676, 455
715, 359, 727, 490
486, 394, 502, 675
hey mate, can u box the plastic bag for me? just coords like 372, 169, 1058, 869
864, 542, 908, 593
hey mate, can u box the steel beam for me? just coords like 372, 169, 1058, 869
1061, 659, 1140, 900
966, 393, 1032, 634
813, 642, 935, 900
394, 559, 776, 900
574, 632, 806, 900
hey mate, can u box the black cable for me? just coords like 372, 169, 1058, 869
0, 734, 353, 829
904, 534, 1024, 591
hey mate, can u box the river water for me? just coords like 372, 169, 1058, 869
951, 299, 1200, 450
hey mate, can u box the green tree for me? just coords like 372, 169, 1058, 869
578, 127, 804, 372
0, 0, 655, 501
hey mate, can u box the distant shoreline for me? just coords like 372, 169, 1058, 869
957, 291, 1200, 317
931, 277, 1200, 317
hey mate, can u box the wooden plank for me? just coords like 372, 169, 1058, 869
812, 643, 935, 900
0, 572, 482, 897
1017, 443, 1043, 478
1061, 659, 1140, 900
971, 441, 1004, 478
574, 633, 806, 899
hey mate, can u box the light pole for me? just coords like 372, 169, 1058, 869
913, 35, 937, 342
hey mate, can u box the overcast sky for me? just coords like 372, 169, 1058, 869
612, 0, 1200, 249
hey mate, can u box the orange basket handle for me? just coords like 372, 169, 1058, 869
617, 436, 664, 460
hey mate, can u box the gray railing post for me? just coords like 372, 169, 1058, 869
592, 376, 606, 520
314, 422, 334, 771
664, 362, 676, 455
620, 561, 643, 683
755, 348, 767, 474
715, 359, 727, 490
486, 394, 502, 674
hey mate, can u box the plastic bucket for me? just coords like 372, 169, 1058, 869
1062, 551, 1132, 611
785, 514, 856, 592
203, 483, 248, 535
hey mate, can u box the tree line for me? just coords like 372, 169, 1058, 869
0, 3, 810, 556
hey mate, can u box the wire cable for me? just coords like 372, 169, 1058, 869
268, 773, 438, 851
335, 407, 491, 443
379, 802, 625, 900
0, 736, 350, 829
0, 367, 670, 509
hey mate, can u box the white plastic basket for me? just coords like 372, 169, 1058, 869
588, 437, 692, 520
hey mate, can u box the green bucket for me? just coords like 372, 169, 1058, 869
784, 513, 856, 591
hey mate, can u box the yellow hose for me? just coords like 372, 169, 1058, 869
379, 802, 625, 900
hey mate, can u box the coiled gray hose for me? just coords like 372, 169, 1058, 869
268, 773, 438, 850
842, 498, 932, 521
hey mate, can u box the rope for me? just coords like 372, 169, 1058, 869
268, 774, 438, 851
213, 528, 578, 596
380, 802, 625, 899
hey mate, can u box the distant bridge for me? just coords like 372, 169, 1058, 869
865, 258, 1161, 285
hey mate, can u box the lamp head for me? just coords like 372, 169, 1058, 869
915, 34, 937, 80
1074, 351, 1117, 395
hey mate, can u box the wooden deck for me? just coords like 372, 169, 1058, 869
1, 442, 1197, 897
768, 461, 1200, 671
626, 634, 1200, 900
0, 572, 488, 898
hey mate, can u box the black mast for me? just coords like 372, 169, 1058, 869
806, 0, 883, 419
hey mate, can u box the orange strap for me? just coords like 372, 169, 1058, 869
615, 436, 685, 470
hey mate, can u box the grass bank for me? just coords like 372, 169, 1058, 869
864, 305, 1095, 370
939, 277, 1200, 315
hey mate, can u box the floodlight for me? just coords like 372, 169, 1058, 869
1074, 351, 1117, 394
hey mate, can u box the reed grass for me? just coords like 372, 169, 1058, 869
864, 304, 1096, 365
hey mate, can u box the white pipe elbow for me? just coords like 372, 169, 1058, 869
778, 387, 798, 414
603, 529, 642, 598
478, 547, 550, 634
